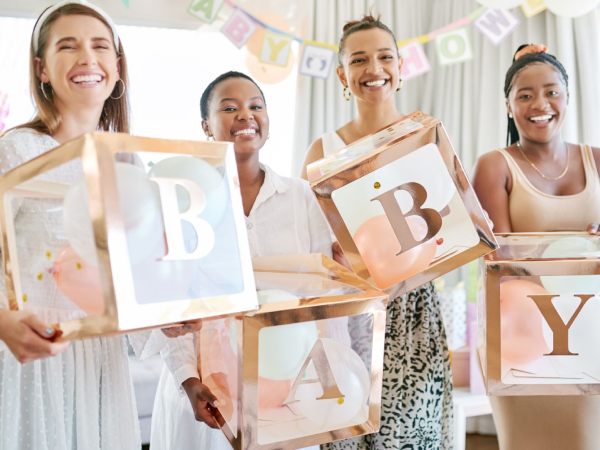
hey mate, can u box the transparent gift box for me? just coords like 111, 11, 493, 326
0, 132, 258, 341
477, 232, 600, 396
198, 253, 388, 450
307, 111, 497, 293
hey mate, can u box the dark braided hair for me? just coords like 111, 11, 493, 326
504, 45, 569, 146
200, 71, 266, 121
338, 14, 397, 66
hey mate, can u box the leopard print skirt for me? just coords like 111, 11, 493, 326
323, 282, 453, 450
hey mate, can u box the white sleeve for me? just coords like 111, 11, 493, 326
127, 329, 169, 360
303, 181, 334, 258
160, 333, 200, 396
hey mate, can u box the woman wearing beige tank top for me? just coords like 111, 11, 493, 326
473, 45, 600, 450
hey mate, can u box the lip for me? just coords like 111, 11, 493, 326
69, 71, 106, 88
231, 127, 259, 140
526, 113, 556, 128
361, 78, 390, 89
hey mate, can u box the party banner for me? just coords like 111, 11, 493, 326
521, 0, 547, 17
474, 8, 520, 46
0, 92, 9, 132
299, 44, 336, 79
188, 0, 226, 24
259, 32, 293, 67
399, 41, 431, 81
435, 27, 474, 66
222, 9, 257, 48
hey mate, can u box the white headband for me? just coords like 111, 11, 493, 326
33, 0, 120, 55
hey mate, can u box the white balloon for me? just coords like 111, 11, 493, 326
63, 163, 164, 266
545, 0, 600, 17
540, 237, 600, 295
232, 289, 319, 380
294, 338, 370, 429
476, 0, 524, 8
542, 294, 600, 373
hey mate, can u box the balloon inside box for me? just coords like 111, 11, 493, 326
0, 132, 258, 341
308, 111, 497, 293
477, 233, 600, 396
198, 254, 388, 450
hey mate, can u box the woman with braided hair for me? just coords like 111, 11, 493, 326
472, 45, 600, 449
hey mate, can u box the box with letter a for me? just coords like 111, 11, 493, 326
0, 132, 257, 341
307, 111, 497, 294
198, 254, 388, 450
477, 233, 600, 395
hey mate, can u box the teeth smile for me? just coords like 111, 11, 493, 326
233, 129, 256, 136
530, 115, 553, 121
365, 79, 386, 87
72, 74, 103, 84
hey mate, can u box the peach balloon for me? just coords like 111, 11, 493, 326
500, 280, 550, 364
245, 13, 290, 57
245, 51, 295, 85
53, 245, 104, 316
353, 215, 438, 289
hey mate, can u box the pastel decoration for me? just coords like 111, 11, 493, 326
53, 245, 104, 316
476, 0, 524, 8
0, 91, 9, 132
399, 41, 431, 81
299, 44, 336, 79
63, 162, 164, 266
187, 0, 226, 24
540, 237, 600, 295
148, 156, 228, 230
245, 13, 290, 57
131, 235, 192, 305
521, 0, 547, 17
256, 289, 319, 380
204, 329, 237, 422
544, 0, 600, 17
541, 294, 600, 373
474, 8, 520, 46
294, 338, 370, 429
435, 27, 474, 66
500, 280, 550, 364
221, 9, 258, 48
353, 215, 438, 288
246, 51, 295, 85
259, 32, 293, 67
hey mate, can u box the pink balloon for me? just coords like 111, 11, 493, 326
53, 245, 105, 316
500, 280, 550, 364
353, 215, 438, 288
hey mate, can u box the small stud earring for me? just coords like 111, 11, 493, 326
508, 113, 513, 119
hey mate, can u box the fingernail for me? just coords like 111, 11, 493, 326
185, 325, 192, 329
213, 400, 220, 408
45, 327, 54, 335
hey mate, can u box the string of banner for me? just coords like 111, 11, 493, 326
185, 0, 565, 84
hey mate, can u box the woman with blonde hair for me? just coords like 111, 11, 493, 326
0, 2, 142, 448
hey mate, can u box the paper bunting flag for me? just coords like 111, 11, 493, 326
259, 32, 293, 67
299, 44, 336, 79
121, 0, 130, 7
399, 41, 431, 81
188, 0, 226, 24
435, 27, 474, 66
221, 9, 257, 48
0, 92, 8, 132
521, 0, 547, 17
474, 8, 520, 46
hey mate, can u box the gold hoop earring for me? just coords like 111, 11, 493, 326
397, 79, 403, 91
40, 80, 52, 101
343, 86, 351, 101
110, 79, 126, 100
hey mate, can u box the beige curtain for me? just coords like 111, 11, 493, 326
292, 0, 600, 176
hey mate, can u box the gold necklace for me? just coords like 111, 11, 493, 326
516, 141, 570, 181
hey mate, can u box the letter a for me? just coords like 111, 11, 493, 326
283, 339, 344, 405
371, 182, 442, 255
192, 0, 214, 16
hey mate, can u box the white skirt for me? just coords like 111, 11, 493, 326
0, 306, 141, 450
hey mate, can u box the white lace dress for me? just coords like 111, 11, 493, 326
0, 129, 141, 450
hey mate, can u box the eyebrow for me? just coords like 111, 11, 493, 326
55, 36, 111, 45
219, 96, 263, 103
516, 83, 560, 93
349, 48, 395, 57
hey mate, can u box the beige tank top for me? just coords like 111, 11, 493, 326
495, 145, 600, 232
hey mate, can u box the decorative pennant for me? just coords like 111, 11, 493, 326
188, 0, 226, 24
521, 0, 547, 17
259, 32, 293, 67
474, 8, 520, 46
0, 91, 9, 132
435, 27, 474, 66
299, 44, 336, 79
221, 9, 257, 48
399, 41, 431, 81
121, 0, 130, 8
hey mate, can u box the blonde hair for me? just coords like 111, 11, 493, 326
13, 3, 130, 136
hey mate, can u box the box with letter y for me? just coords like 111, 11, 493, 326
307, 110, 497, 294
477, 233, 600, 395
0, 132, 258, 341
197, 253, 388, 450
